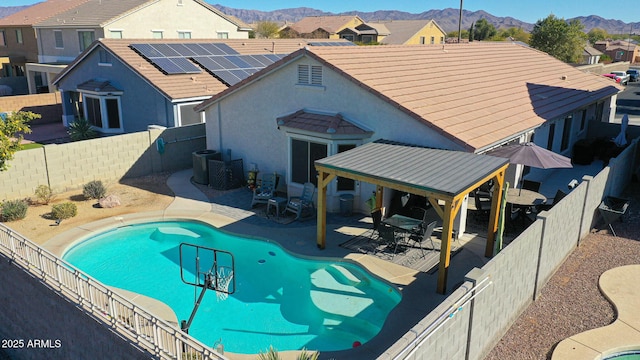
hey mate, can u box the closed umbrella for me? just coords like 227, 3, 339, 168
614, 114, 629, 147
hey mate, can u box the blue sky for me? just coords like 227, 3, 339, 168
5, 0, 639, 24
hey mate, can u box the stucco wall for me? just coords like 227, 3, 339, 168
204, 55, 463, 211
0, 92, 62, 124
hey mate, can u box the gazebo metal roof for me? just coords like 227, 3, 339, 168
314, 140, 509, 293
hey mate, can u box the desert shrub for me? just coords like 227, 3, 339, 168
67, 117, 97, 141
83, 180, 106, 199
51, 202, 77, 220
1, 199, 28, 221
34, 184, 54, 204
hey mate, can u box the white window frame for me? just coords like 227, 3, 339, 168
54, 30, 63, 48
152, 30, 164, 39
109, 30, 123, 39
81, 94, 123, 133
217, 32, 229, 39
98, 49, 112, 66
176, 102, 204, 126
178, 31, 192, 39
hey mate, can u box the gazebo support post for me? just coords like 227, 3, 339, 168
485, 170, 505, 257
316, 171, 335, 249
437, 197, 463, 294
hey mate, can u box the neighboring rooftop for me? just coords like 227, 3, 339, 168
0, 0, 89, 26
286, 15, 363, 35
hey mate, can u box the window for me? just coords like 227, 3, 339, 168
83, 94, 122, 132
217, 32, 229, 39
291, 139, 327, 186
178, 103, 202, 126
440, 36, 444, 44
337, 144, 356, 191
98, 49, 111, 65
615, 51, 624, 60
430, 36, 435, 44
178, 31, 191, 39
54, 30, 63, 48
362, 35, 373, 43
341, 34, 354, 41
547, 123, 555, 150
420, 36, 425, 44
561, 115, 572, 151
297, 64, 322, 86
152, 31, 163, 39
0, 30, 5, 46
15, 29, 23, 44
110, 30, 122, 39
78, 30, 95, 51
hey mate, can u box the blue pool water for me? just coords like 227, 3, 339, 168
62, 220, 401, 354
604, 351, 640, 360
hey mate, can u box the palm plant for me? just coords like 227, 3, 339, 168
67, 117, 97, 141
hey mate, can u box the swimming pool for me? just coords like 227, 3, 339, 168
604, 351, 640, 360
62, 220, 401, 354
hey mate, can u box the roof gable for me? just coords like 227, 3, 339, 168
288, 15, 364, 35
0, 0, 90, 26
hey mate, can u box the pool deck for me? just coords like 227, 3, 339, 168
43, 169, 493, 360
551, 265, 640, 360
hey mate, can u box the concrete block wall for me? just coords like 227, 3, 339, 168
388, 137, 639, 360
0, 148, 49, 200
0, 123, 207, 201
0, 258, 151, 360
0, 92, 62, 124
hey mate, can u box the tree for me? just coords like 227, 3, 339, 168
472, 18, 497, 41
587, 28, 608, 44
530, 15, 587, 63
0, 111, 40, 171
254, 21, 280, 39
496, 27, 531, 43
468, 22, 475, 42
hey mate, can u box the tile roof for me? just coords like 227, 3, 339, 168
54, 38, 348, 101
34, 0, 245, 28
276, 110, 372, 137
198, 42, 623, 152
303, 42, 623, 151
288, 15, 362, 35
0, 0, 90, 26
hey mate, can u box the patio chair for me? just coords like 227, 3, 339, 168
408, 220, 437, 256
522, 180, 541, 192
251, 173, 277, 208
537, 189, 567, 212
284, 182, 316, 220
474, 189, 492, 219
377, 223, 402, 257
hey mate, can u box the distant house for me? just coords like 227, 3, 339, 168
594, 40, 639, 63
52, 38, 349, 134
337, 23, 387, 44
371, 20, 447, 45
280, 15, 364, 39
0, 0, 250, 95
194, 42, 621, 216
582, 45, 603, 65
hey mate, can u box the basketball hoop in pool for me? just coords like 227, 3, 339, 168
178, 243, 235, 333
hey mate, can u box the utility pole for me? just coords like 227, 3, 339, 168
458, 0, 464, 43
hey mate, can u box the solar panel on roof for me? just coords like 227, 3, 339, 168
131, 43, 163, 58
151, 43, 181, 57
169, 57, 201, 73
181, 43, 209, 56
308, 41, 356, 46
224, 55, 252, 68
214, 70, 243, 86
168, 43, 198, 57
150, 57, 184, 75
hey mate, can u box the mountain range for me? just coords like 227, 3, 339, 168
1, 4, 638, 35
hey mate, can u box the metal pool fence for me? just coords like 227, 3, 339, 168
0, 223, 226, 360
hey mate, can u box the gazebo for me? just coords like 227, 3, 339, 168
314, 141, 509, 294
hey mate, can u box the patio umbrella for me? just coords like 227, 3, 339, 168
487, 142, 572, 169
613, 114, 629, 147
487, 142, 573, 193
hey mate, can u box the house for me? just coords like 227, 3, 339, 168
582, 45, 603, 65
52, 38, 350, 133
0, 0, 250, 95
0, 0, 88, 93
369, 19, 447, 45
280, 15, 364, 39
337, 23, 387, 44
194, 42, 622, 218
594, 40, 639, 64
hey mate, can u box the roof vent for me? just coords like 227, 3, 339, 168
561, 75, 568, 80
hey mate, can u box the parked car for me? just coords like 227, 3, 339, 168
627, 69, 640, 82
609, 71, 629, 85
603, 73, 622, 84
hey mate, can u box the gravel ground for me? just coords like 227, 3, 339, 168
485, 181, 640, 360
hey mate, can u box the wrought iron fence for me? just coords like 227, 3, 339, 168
0, 224, 226, 360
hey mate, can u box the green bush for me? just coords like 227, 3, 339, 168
51, 202, 77, 220
1, 199, 28, 221
83, 180, 106, 199
34, 184, 54, 205
67, 117, 97, 141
